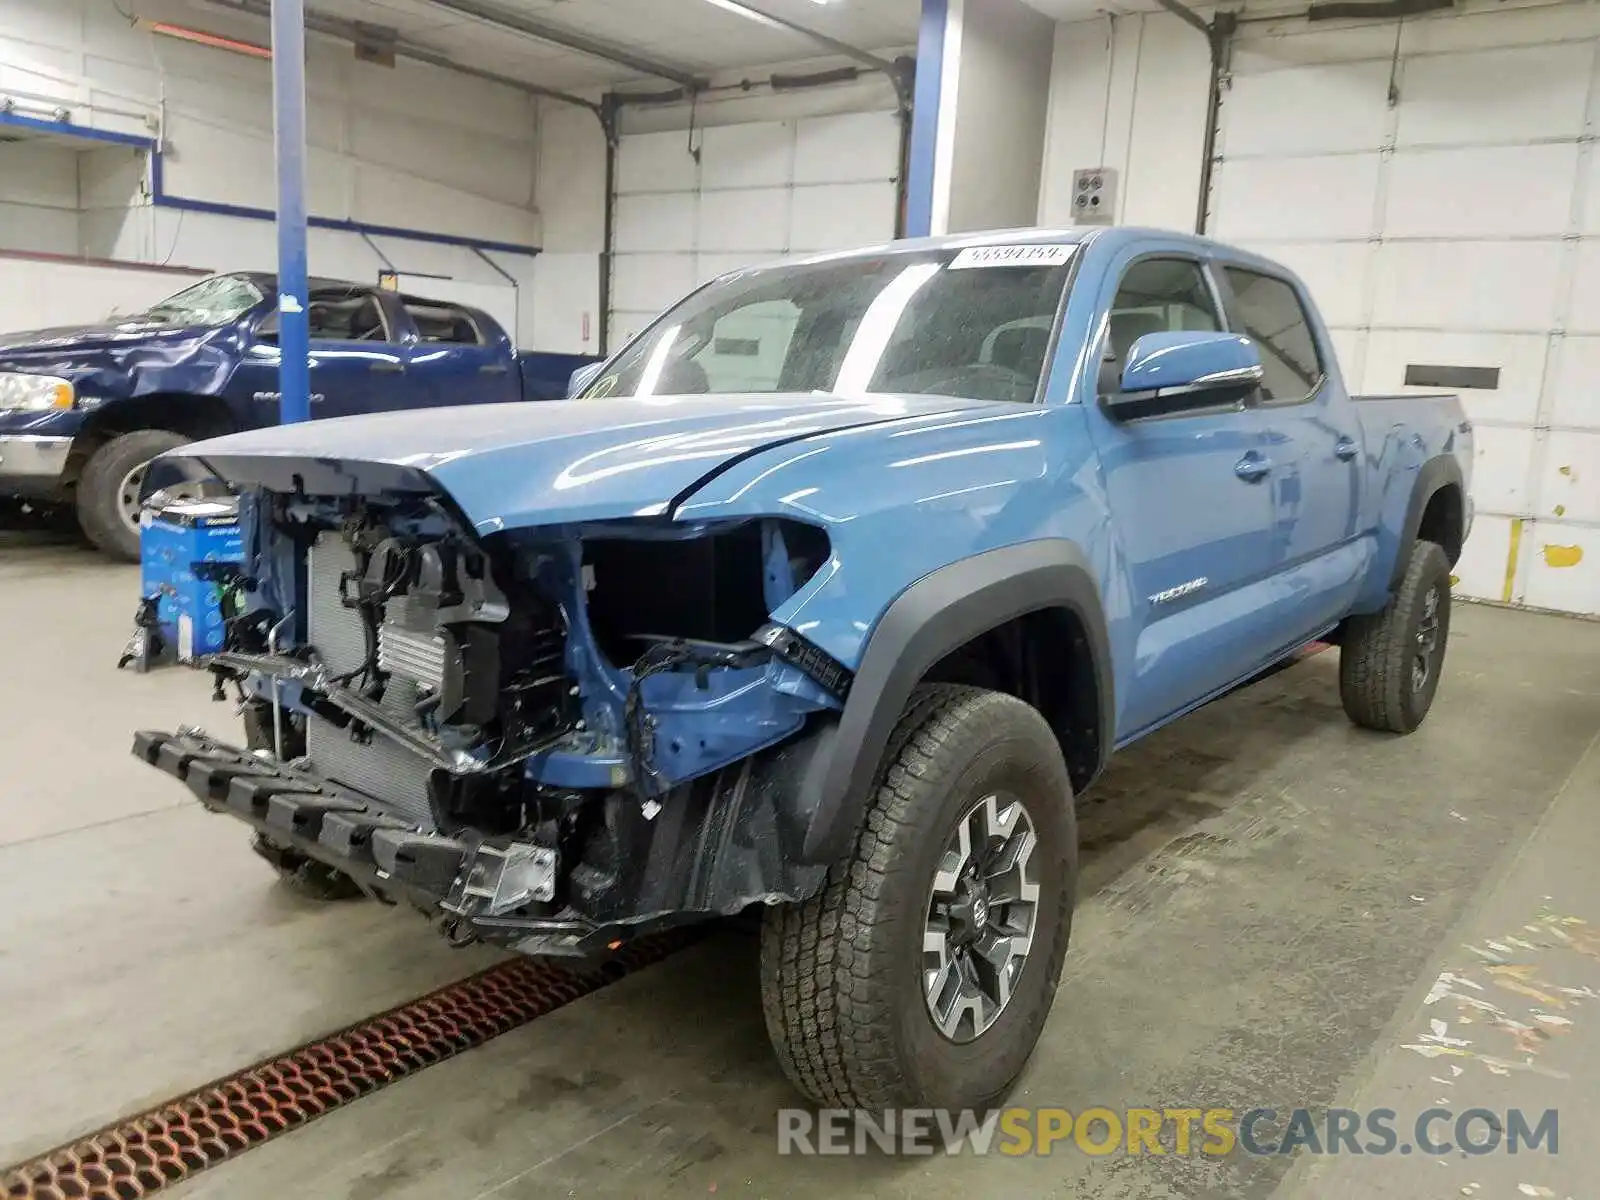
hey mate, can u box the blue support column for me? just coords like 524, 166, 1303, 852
903, 0, 950, 239
271, 0, 311, 425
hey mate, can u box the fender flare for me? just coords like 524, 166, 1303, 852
798, 539, 1113, 864
1392, 454, 1465, 587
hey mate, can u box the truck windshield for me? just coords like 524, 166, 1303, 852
137, 275, 265, 326
583, 245, 1075, 404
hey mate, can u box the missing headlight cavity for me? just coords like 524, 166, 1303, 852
582, 518, 829, 667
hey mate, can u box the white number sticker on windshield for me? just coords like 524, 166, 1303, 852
948, 244, 1077, 270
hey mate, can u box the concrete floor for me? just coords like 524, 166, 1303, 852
5, 518, 1599, 1200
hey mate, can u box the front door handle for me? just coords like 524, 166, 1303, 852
1234, 452, 1272, 482
1335, 436, 1359, 461
369, 360, 405, 374
479, 363, 509, 375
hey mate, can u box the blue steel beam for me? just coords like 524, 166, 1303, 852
903, 0, 949, 239
271, 0, 311, 425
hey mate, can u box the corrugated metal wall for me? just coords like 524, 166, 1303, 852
1208, 4, 1600, 615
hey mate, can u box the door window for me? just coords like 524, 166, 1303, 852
1101, 258, 1221, 394
1222, 268, 1323, 403
1107, 258, 1221, 357
257, 290, 394, 342
403, 301, 484, 345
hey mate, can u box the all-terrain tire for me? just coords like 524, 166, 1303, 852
760, 684, 1077, 1111
1340, 539, 1453, 734
76, 428, 189, 562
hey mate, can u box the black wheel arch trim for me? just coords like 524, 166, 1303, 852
1393, 454, 1466, 588
798, 539, 1112, 864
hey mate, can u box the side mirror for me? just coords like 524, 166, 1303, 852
1103, 331, 1262, 419
568, 361, 605, 398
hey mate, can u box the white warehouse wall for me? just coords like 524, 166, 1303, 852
0, 253, 209, 333
0, 0, 613, 352
1038, 0, 1600, 618
0, 142, 83, 256
531, 98, 608, 355
606, 63, 906, 348
945, 0, 1056, 233
1038, 10, 1212, 232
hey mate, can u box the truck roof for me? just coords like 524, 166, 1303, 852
784, 225, 1269, 267
769, 225, 1306, 295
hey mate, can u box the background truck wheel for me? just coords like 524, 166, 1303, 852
760, 684, 1077, 1111
75, 428, 190, 562
1340, 539, 1453, 734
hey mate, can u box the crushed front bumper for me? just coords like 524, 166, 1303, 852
132, 727, 692, 958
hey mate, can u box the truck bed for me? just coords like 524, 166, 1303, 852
1347, 389, 1474, 610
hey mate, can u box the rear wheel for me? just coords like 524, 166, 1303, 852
760, 685, 1077, 1110
75, 428, 191, 562
1340, 539, 1453, 734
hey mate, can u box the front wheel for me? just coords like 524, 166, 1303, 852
1340, 539, 1453, 734
760, 685, 1077, 1111
75, 428, 190, 562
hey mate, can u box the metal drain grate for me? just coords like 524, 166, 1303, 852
4, 934, 694, 1199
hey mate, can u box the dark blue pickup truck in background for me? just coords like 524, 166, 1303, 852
0, 271, 599, 560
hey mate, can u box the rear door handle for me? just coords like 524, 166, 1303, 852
1335, 437, 1359, 461
369, 360, 405, 374
1234, 452, 1272, 482
479, 363, 509, 375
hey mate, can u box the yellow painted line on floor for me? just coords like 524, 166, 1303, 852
1502, 517, 1524, 604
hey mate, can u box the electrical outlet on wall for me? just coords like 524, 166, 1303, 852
1071, 168, 1116, 225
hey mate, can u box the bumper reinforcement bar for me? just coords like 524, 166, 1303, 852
131, 728, 672, 957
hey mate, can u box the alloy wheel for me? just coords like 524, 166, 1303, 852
922, 792, 1041, 1043
1412, 584, 1442, 693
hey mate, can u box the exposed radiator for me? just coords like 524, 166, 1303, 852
377, 624, 447, 693
306, 534, 437, 828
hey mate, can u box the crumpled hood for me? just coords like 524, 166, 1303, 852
165, 393, 992, 530
0, 319, 205, 359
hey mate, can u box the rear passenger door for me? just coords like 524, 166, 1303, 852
1081, 254, 1279, 738
401, 300, 521, 408
1219, 266, 1365, 636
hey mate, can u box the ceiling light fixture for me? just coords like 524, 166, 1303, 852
701, 0, 836, 29
701, 0, 783, 26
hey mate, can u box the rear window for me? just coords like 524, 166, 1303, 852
404, 301, 484, 345
583, 246, 1076, 404
1223, 267, 1323, 402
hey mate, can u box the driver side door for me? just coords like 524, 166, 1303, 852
1083, 253, 1279, 739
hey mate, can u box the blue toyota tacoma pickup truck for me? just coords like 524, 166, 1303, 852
0, 271, 595, 560
133, 228, 1471, 1111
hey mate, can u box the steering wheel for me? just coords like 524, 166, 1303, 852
884, 363, 1036, 403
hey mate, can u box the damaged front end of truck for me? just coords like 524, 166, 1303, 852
134, 432, 860, 959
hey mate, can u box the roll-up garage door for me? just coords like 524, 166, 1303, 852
1206, 6, 1600, 615
607, 109, 902, 348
